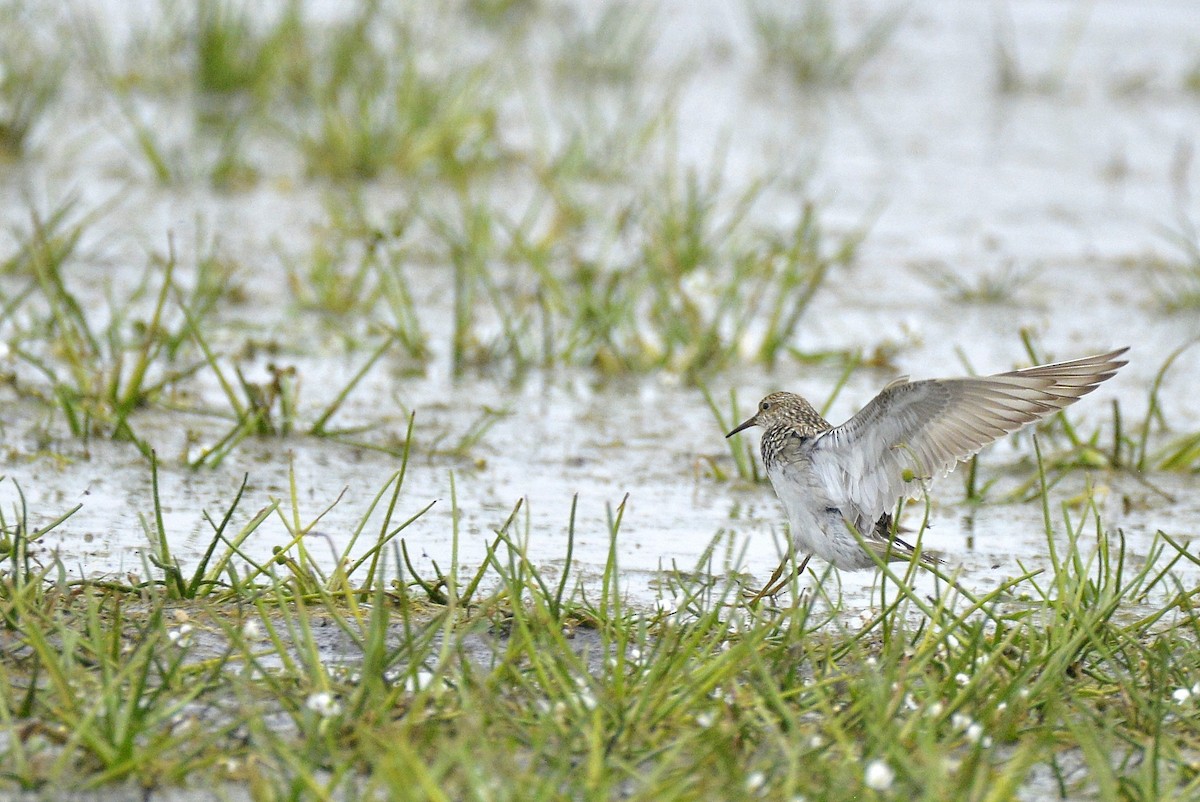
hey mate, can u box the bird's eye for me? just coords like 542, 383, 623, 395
760, 401, 771, 411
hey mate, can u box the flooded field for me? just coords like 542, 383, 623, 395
2, 0, 1200, 798
3, 0, 1197, 609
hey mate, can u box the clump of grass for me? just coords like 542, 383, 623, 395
424, 406, 510, 461
429, 165, 862, 378
4, 203, 209, 451
192, 0, 304, 101
86, 0, 304, 188
915, 259, 1032, 305
464, 0, 541, 29
133, 425, 430, 601
1149, 219, 1200, 312
293, 8, 502, 183
281, 195, 428, 360
300, 61, 500, 182
0, 29, 63, 160
1, 202, 400, 465
180, 325, 404, 468
0, 200, 418, 468
1186, 57, 1200, 94
107, 71, 264, 189
553, 3, 657, 87
1129, 340, 1200, 474
991, 1, 1091, 94
137, 457, 275, 599
701, 386, 762, 483
749, 0, 905, 88
0, 477, 81, 619
529, 73, 678, 187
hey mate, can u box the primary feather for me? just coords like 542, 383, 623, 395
808, 348, 1127, 531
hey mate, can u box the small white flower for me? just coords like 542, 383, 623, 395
1191, 682, 1200, 696
965, 723, 984, 742
167, 624, 194, 647
578, 690, 597, 710
1172, 687, 1192, 703
864, 759, 894, 791
696, 711, 716, 728
903, 694, 918, 711
927, 701, 944, 717
745, 771, 766, 792
305, 692, 341, 717
241, 620, 262, 640
808, 735, 824, 749
951, 713, 973, 730
954, 673, 970, 686
996, 702, 1008, 712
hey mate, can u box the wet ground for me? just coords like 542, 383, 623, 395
3, 0, 1200, 619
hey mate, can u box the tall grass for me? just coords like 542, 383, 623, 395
2, 444, 1199, 797
426, 168, 862, 378
749, 0, 905, 88
0, 15, 63, 160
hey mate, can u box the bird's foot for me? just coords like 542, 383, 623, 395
743, 555, 812, 606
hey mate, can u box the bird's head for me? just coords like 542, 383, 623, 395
725, 391, 817, 438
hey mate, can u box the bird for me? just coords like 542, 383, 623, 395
726, 348, 1128, 601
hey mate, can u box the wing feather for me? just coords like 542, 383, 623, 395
808, 348, 1128, 527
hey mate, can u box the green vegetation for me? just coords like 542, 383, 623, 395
3, 455, 1200, 797
749, 0, 905, 88
990, 1, 1092, 94
0, 7, 62, 161
1150, 220, 1200, 313
1186, 58, 1200, 93
915, 260, 1031, 305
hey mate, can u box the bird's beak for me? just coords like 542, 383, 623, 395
726, 415, 758, 438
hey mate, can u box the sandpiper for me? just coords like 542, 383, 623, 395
727, 348, 1128, 600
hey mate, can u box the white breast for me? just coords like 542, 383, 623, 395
766, 460, 841, 561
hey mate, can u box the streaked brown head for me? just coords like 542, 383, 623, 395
725, 392, 828, 438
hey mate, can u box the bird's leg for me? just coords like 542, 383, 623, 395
745, 554, 812, 606
745, 561, 786, 604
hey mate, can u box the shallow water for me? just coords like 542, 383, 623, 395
2, 0, 1199, 620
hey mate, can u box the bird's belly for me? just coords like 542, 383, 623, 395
766, 462, 877, 570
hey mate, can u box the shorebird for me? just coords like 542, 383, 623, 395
726, 348, 1128, 601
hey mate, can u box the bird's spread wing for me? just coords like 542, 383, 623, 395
806, 349, 1128, 526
